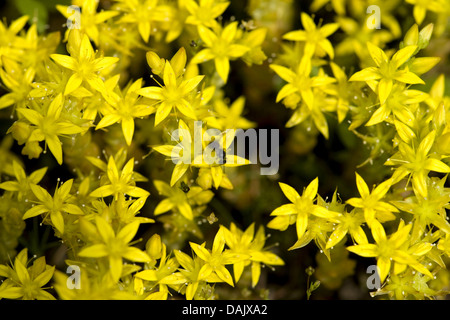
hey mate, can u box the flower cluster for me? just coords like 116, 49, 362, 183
0, 0, 280, 300
0, 0, 449, 300
269, 6, 450, 298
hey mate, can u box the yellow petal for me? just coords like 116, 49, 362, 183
109, 256, 123, 282
377, 257, 391, 282
215, 265, 234, 287
64, 73, 83, 95
46, 135, 63, 165
278, 182, 300, 203
211, 166, 223, 189
79, 34, 94, 60
78, 244, 108, 257
326, 226, 348, 249
154, 199, 175, 215
391, 45, 417, 69
347, 244, 378, 257
366, 42, 388, 67
22, 205, 48, 220
296, 213, 308, 240
177, 201, 194, 220
137, 86, 164, 100
251, 261, 261, 288
121, 117, 135, 146
123, 247, 151, 263
186, 282, 199, 300
50, 54, 76, 70
304, 177, 319, 200
170, 163, 189, 186
215, 56, 230, 83
371, 220, 387, 244
378, 78, 393, 104
271, 203, 297, 216
154, 102, 172, 126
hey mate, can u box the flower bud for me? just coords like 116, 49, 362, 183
196, 168, 213, 189
8, 121, 31, 145
170, 47, 187, 77
21, 140, 42, 159
146, 51, 165, 75
403, 24, 419, 47
146, 233, 162, 260
418, 23, 434, 49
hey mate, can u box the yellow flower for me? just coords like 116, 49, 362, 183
347, 220, 433, 282
365, 83, 427, 126
283, 12, 339, 59
17, 94, 86, 165
392, 176, 450, 236
184, 0, 229, 28
57, 0, 119, 45
326, 208, 368, 250
137, 49, 204, 126
221, 223, 284, 287
114, 0, 171, 43
53, 265, 136, 300
346, 173, 398, 227
50, 32, 119, 96
270, 56, 336, 110
14, 23, 61, 70
107, 195, 155, 226
349, 42, 424, 104
0, 58, 35, 110
95, 78, 155, 145
153, 120, 249, 188
153, 180, 213, 220
270, 178, 340, 242
89, 155, 150, 199
189, 228, 244, 287
191, 22, 249, 83
334, 16, 394, 61
405, 0, 445, 25
207, 96, 256, 131
134, 237, 180, 300
79, 216, 151, 282
171, 249, 221, 300
22, 178, 84, 234
283, 86, 335, 139
385, 130, 450, 198
0, 160, 47, 201
0, 249, 55, 300
0, 15, 29, 67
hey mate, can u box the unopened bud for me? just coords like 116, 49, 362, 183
22, 140, 42, 159
403, 24, 419, 47
146, 51, 165, 75
196, 168, 213, 190
7, 121, 31, 145
146, 233, 162, 260
418, 23, 434, 49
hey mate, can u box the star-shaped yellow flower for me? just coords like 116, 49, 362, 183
50, 32, 119, 97
283, 12, 339, 59
79, 216, 151, 282
349, 42, 424, 104
347, 220, 433, 282
191, 22, 249, 83
138, 54, 204, 126
17, 94, 86, 165
89, 155, 150, 199
346, 173, 398, 227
